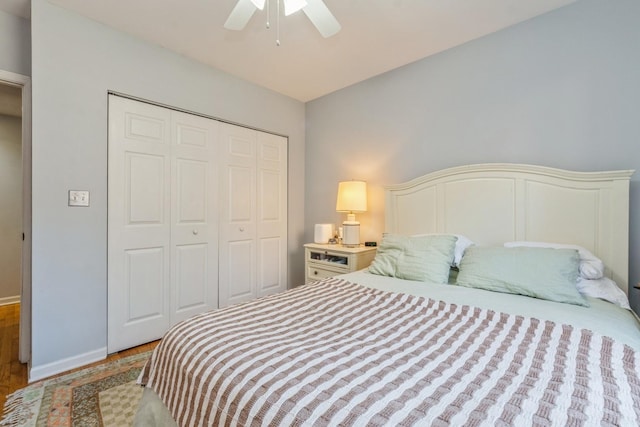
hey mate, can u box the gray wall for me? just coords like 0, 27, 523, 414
306, 0, 640, 310
0, 9, 31, 76
0, 114, 22, 301
31, 0, 305, 373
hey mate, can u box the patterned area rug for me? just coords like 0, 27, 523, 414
1, 352, 151, 427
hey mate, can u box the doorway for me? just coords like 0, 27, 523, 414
0, 69, 31, 365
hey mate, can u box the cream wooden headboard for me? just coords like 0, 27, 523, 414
385, 164, 634, 294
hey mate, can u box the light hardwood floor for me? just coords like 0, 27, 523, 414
0, 303, 158, 411
0, 303, 26, 411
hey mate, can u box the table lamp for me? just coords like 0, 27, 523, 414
336, 180, 367, 247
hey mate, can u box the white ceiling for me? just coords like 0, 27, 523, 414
1, 0, 577, 102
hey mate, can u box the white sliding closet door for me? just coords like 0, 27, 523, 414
219, 124, 256, 306
256, 131, 288, 298
170, 111, 219, 324
108, 96, 218, 353
219, 123, 287, 307
108, 98, 171, 353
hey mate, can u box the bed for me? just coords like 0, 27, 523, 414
136, 163, 639, 426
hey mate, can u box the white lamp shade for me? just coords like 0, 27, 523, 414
336, 181, 367, 213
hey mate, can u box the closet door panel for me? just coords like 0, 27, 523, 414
225, 240, 256, 302
125, 248, 165, 321
176, 160, 207, 222
175, 244, 208, 311
219, 123, 257, 307
170, 112, 219, 324
219, 164, 256, 306
227, 165, 255, 239
108, 96, 171, 353
259, 237, 283, 293
257, 133, 287, 297
126, 153, 165, 224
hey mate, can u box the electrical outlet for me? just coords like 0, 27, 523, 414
68, 190, 90, 207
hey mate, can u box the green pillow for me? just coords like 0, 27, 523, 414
368, 234, 457, 283
456, 246, 587, 307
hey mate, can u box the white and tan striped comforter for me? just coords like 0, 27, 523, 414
139, 278, 640, 426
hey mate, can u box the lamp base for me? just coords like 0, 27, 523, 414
342, 221, 360, 247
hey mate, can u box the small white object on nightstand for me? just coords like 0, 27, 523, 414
314, 224, 334, 243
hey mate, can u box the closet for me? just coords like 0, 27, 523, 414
107, 96, 287, 352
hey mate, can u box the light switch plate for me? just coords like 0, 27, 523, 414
69, 190, 90, 207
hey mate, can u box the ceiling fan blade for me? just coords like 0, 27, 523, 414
302, 0, 341, 38
224, 0, 257, 31
284, 0, 307, 16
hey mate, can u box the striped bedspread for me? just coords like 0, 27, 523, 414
139, 278, 640, 426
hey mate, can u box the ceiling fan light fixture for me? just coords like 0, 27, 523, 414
224, 0, 340, 42
250, 0, 266, 10
283, 0, 308, 16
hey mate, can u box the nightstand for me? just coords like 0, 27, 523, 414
304, 243, 377, 284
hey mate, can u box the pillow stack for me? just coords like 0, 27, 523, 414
503, 241, 628, 309
367, 235, 629, 309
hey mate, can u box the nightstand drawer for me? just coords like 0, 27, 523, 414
307, 265, 346, 281
307, 249, 349, 267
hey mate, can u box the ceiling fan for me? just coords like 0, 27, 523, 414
224, 0, 341, 39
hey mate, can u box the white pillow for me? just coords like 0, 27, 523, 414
504, 241, 604, 280
413, 234, 474, 267
576, 277, 630, 310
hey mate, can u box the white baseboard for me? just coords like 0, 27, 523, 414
0, 295, 20, 306
29, 347, 107, 382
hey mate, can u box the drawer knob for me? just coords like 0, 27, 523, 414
239, 227, 245, 232
314, 270, 318, 275
192, 229, 199, 235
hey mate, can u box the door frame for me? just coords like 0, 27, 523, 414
0, 69, 32, 364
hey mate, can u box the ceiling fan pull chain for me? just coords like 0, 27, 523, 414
276, 0, 281, 46
266, 0, 270, 29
